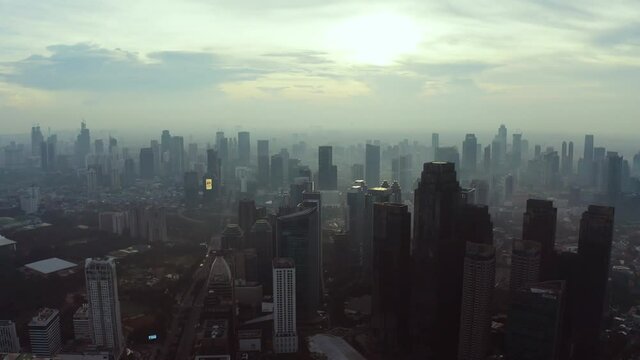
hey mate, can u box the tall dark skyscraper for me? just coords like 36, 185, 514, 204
572, 205, 614, 359
457, 204, 494, 360
206, 149, 220, 180
522, 199, 557, 281
238, 131, 250, 166
432, 133, 439, 159
94, 139, 105, 155
276, 206, 321, 320
506, 281, 566, 360
371, 203, 412, 357
365, 144, 380, 187
257, 140, 270, 188
238, 199, 257, 235
317, 146, 337, 190
561, 141, 568, 174
462, 134, 477, 176
139, 147, 154, 179
568, 141, 574, 175
249, 219, 273, 294
412, 162, 463, 359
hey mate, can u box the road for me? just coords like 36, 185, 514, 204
158, 239, 217, 360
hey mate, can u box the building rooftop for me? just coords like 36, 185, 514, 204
0, 234, 16, 247
273, 258, 295, 269
29, 308, 59, 326
25, 257, 77, 275
308, 334, 366, 360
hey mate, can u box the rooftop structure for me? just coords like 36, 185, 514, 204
24, 258, 76, 275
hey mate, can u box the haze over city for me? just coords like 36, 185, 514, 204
2, 1, 640, 360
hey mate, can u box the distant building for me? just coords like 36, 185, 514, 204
25, 258, 77, 276
365, 144, 380, 188
139, 147, 154, 179
350, 163, 364, 181
317, 146, 337, 191
221, 224, 244, 250
250, 219, 273, 295
273, 258, 298, 354
0, 320, 20, 353
257, 140, 269, 188
28, 308, 62, 357
87, 168, 98, 195
73, 304, 92, 342
238, 131, 250, 166
98, 212, 127, 235
19, 186, 39, 214
85, 258, 124, 358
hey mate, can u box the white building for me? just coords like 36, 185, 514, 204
273, 258, 298, 354
73, 304, 92, 342
19, 186, 40, 214
85, 258, 124, 358
0, 320, 20, 353
28, 308, 62, 357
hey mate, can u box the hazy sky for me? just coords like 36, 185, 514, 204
1, 0, 639, 135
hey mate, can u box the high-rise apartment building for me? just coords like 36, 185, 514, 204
85, 257, 124, 358
28, 308, 62, 357
510, 239, 541, 295
462, 134, 477, 176
0, 320, 20, 353
522, 199, 557, 281
257, 140, 270, 188
139, 147, 154, 179
273, 258, 298, 354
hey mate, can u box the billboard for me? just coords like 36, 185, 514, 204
205, 178, 213, 190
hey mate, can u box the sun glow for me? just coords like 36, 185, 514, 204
326, 12, 424, 66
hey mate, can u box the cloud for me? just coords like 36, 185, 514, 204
2, 43, 261, 91
262, 51, 333, 64
594, 23, 640, 48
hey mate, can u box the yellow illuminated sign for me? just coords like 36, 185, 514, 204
205, 178, 213, 190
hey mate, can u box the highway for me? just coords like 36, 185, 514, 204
158, 237, 218, 360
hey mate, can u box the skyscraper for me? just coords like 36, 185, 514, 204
432, 133, 439, 159
365, 144, 380, 188
238, 131, 250, 166
512, 133, 523, 169
607, 152, 622, 205
412, 162, 463, 358
221, 224, 244, 250
462, 134, 477, 176
85, 257, 124, 357
510, 239, 541, 295
371, 203, 412, 357
170, 135, 184, 178
582, 134, 594, 185
184, 171, 200, 209
31, 125, 44, 156
238, 199, 257, 235
572, 205, 614, 359
455, 205, 494, 360
273, 258, 298, 354
270, 154, 284, 189
139, 147, 154, 179
277, 206, 321, 320
458, 242, 495, 360
28, 308, 62, 357
317, 146, 337, 190
0, 320, 20, 353
522, 199, 557, 281
257, 140, 270, 188
506, 281, 566, 360
75, 122, 91, 167
250, 219, 273, 294
568, 141, 574, 175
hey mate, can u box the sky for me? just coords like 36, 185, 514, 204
0, 0, 639, 136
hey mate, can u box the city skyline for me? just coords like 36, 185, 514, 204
1, 0, 640, 134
